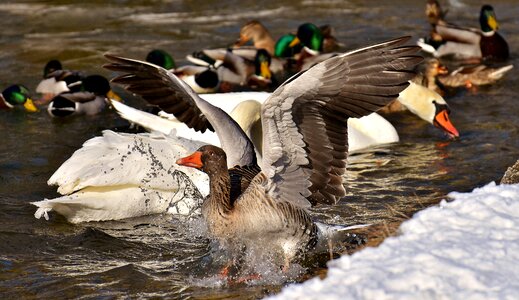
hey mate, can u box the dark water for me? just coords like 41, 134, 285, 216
1, 0, 519, 298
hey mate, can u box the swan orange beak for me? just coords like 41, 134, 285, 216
433, 109, 459, 139
176, 151, 203, 169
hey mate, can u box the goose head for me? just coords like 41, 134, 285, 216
480, 5, 499, 33
146, 49, 176, 70
1, 84, 38, 112
397, 81, 459, 138
176, 145, 227, 175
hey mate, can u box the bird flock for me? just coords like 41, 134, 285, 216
3, 1, 512, 281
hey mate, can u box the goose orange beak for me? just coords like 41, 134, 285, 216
176, 151, 203, 169
434, 109, 459, 139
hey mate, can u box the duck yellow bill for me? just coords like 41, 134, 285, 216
23, 98, 39, 112
289, 36, 301, 47
260, 61, 272, 79
107, 89, 122, 102
176, 151, 203, 169
434, 109, 459, 138
488, 15, 499, 31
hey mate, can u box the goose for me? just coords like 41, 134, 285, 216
418, 5, 509, 62
103, 36, 421, 268
0, 84, 38, 112
47, 74, 121, 117
31, 97, 267, 223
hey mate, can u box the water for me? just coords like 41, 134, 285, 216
1, 0, 519, 298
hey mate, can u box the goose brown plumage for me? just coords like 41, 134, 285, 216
104, 36, 421, 266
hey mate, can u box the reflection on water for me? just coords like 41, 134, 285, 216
1, 0, 519, 298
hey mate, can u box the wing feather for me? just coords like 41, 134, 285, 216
261, 36, 421, 207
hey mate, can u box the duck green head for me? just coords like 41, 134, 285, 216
1, 85, 38, 112
294, 23, 323, 52
274, 33, 302, 57
254, 49, 272, 79
80, 75, 122, 101
480, 5, 499, 32
43, 60, 62, 78
146, 49, 176, 70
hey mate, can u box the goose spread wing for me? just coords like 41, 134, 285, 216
104, 54, 212, 133
103, 54, 256, 167
261, 36, 421, 208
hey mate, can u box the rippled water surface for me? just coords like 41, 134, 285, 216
1, 0, 519, 298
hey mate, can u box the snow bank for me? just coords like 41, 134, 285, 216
269, 182, 519, 299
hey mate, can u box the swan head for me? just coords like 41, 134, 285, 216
398, 81, 459, 138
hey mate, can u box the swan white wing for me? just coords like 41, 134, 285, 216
347, 113, 399, 152
48, 130, 209, 195
104, 55, 255, 167
110, 99, 221, 145
261, 36, 421, 207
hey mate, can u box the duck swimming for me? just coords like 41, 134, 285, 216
104, 36, 421, 267
35, 59, 85, 105
0, 84, 38, 112
47, 74, 121, 117
147, 49, 220, 94
418, 5, 509, 62
417, 58, 513, 91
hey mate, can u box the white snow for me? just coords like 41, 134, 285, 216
269, 182, 519, 300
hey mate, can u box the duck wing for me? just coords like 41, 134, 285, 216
260, 36, 421, 208
435, 24, 481, 45
57, 91, 96, 103
104, 54, 255, 168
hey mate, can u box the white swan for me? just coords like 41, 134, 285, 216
114, 91, 400, 153
30, 97, 266, 224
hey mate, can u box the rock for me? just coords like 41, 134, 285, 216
501, 159, 519, 184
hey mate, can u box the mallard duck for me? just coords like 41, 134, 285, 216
35, 60, 85, 105
146, 49, 220, 94
188, 48, 274, 91
233, 20, 276, 56
426, 0, 448, 26
418, 5, 509, 61
275, 22, 339, 58
47, 75, 120, 117
0, 84, 38, 112
104, 36, 421, 267
418, 58, 513, 90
